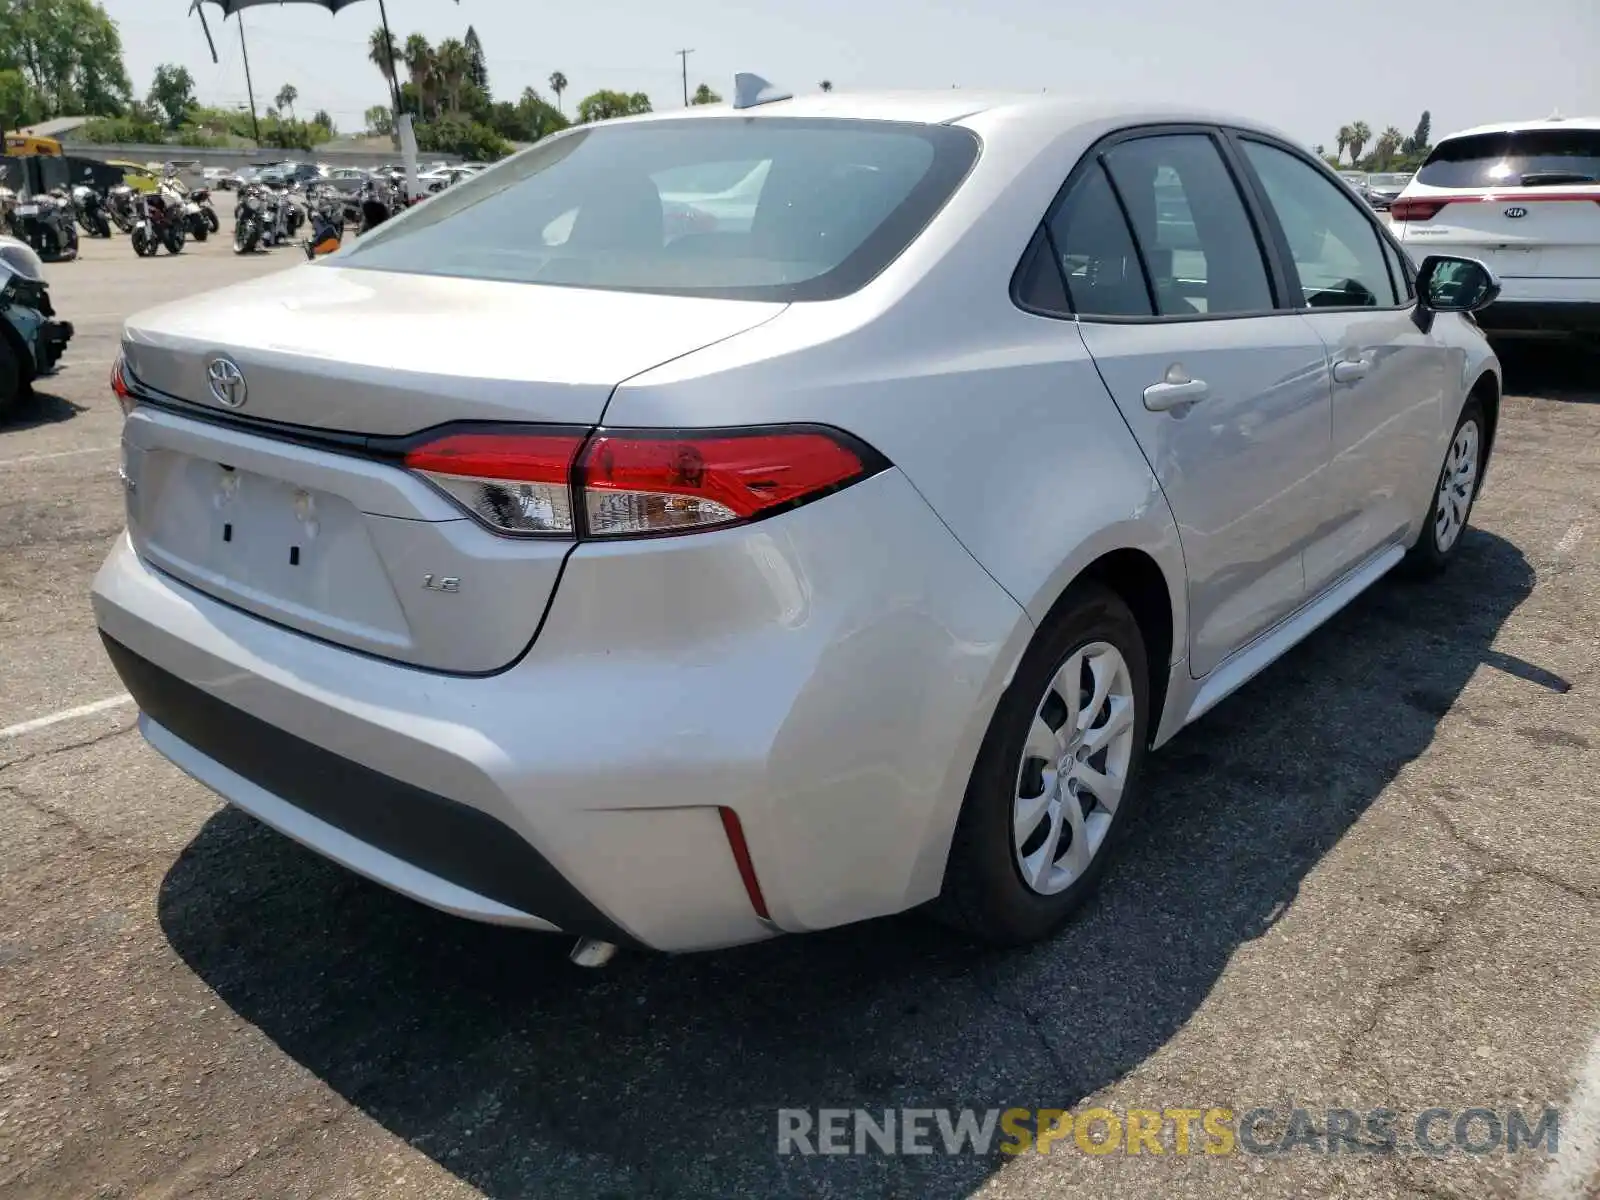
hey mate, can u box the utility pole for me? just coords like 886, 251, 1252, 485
676, 48, 694, 106
237, 13, 262, 147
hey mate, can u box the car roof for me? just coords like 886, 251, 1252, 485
601, 89, 1297, 141
1437, 115, 1600, 141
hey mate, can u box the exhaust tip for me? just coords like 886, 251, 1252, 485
569, 938, 617, 968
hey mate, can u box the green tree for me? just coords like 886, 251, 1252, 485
368, 27, 400, 102
1335, 124, 1353, 165
274, 83, 298, 123
1347, 120, 1371, 166
464, 26, 489, 93
548, 71, 567, 113
1403, 109, 1431, 157
819, 79, 833, 92
577, 89, 651, 123
311, 108, 334, 134
434, 38, 471, 114
147, 63, 194, 129
403, 34, 434, 117
0, 68, 43, 131
364, 104, 394, 136
1370, 125, 1404, 171
0, 0, 133, 117
691, 82, 721, 105
517, 86, 568, 140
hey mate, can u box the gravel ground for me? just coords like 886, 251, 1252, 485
1, 224, 1597, 1200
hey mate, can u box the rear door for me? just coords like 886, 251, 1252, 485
1235, 134, 1454, 592
1394, 127, 1600, 302
1041, 129, 1333, 678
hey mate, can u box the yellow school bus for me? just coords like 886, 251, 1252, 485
4, 134, 64, 156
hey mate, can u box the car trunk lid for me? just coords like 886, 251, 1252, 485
119, 266, 783, 672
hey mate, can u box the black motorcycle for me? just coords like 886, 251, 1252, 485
14, 190, 79, 262
191, 186, 221, 234
71, 184, 113, 238
357, 178, 398, 234
233, 185, 267, 254
130, 191, 185, 257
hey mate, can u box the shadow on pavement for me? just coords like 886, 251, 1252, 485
1493, 339, 1599, 402
159, 528, 1536, 1199
1, 389, 84, 433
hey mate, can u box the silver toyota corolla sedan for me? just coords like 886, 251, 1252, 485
93, 89, 1502, 958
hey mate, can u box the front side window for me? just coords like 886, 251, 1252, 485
1101, 134, 1275, 317
1241, 140, 1399, 309
336, 118, 979, 301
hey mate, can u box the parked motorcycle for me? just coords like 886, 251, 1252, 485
71, 183, 113, 238
302, 184, 346, 259
0, 187, 17, 238
106, 184, 138, 234
130, 191, 185, 257
357, 177, 398, 234
0, 236, 74, 421
233, 185, 267, 254
166, 176, 221, 236
13, 190, 79, 262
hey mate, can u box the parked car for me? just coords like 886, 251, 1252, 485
0, 235, 73, 420
95, 90, 1502, 960
1391, 115, 1600, 345
1363, 171, 1413, 211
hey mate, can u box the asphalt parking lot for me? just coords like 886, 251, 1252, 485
1, 224, 1597, 1200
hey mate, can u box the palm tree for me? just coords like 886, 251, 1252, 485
1336, 124, 1353, 164
819, 79, 834, 92
1376, 125, 1404, 170
435, 38, 472, 114
548, 71, 568, 113
1348, 120, 1372, 168
368, 27, 401, 98
403, 34, 433, 117
275, 84, 298, 123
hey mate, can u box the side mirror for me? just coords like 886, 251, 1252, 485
1416, 254, 1501, 315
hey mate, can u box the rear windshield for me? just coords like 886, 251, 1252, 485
335, 118, 980, 301
1418, 129, 1600, 189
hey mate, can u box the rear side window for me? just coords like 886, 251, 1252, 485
1418, 129, 1600, 189
336, 118, 979, 301
1241, 140, 1399, 309
1101, 134, 1275, 317
1042, 165, 1153, 317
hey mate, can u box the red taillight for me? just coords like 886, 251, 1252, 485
581, 430, 869, 537
1390, 198, 1449, 222
110, 356, 135, 414
402, 424, 881, 540
404, 430, 585, 536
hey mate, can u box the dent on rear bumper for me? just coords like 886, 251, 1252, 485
93, 469, 1032, 951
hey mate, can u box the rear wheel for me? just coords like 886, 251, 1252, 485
1404, 397, 1485, 577
204, 208, 220, 233
191, 221, 208, 243
164, 228, 185, 255
933, 583, 1152, 944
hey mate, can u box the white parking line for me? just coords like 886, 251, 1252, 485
1554, 520, 1587, 557
1537, 1026, 1600, 1198
0, 694, 134, 740
0, 444, 119, 468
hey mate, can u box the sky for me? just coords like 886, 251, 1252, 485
100, 0, 1600, 149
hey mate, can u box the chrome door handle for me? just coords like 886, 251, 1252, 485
1143, 378, 1210, 412
1332, 359, 1370, 383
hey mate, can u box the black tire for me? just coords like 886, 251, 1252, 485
205, 209, 220, 234
1403, 396, 1486, 578
933, 582, 1153, 945
164, 229, 185, 255
131, 227, 150, 257
191, 221, 208, 243
0, 332, 26, 423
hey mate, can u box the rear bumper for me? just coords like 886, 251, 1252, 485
1475, 300, 1600, 338
93, 469, 1030, 952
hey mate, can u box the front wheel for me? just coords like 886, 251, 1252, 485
204, 208, 220, 233
1403, 397, 1485, 577
0, 333, 25, 423
190, 220, 208, 243
933, 582, 1152, 945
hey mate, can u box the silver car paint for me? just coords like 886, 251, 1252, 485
93, 93, 1503, 950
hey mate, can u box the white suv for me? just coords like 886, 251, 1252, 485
1392, 116, 1600, 344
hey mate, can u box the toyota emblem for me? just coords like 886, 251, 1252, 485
1503, 206, 1528, 219
206, 357, 248, 409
